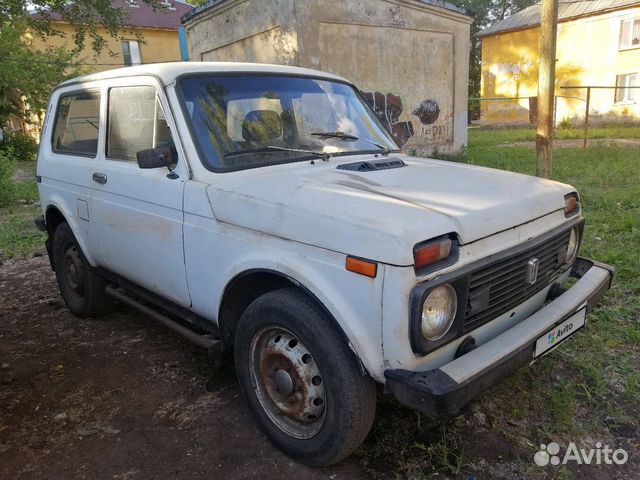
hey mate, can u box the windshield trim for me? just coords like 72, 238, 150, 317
175, 72, 401, 173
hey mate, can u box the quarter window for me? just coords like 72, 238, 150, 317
159, 0, 176, 10
107, 86, 174, 161
615, 73, 638, 103
122, 40, 142, 66
51, 91, 101, 157
619, 18, 640, 50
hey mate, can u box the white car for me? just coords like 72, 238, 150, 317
36, 62, 613, 466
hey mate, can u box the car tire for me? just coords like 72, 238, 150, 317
234, 287, 376, 466
52, 222, 114, 318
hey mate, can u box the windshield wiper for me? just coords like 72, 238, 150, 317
266, 145, 333, 161
224, 146, 332, 162
224, 147, 287, 158
310, 131, 391, 156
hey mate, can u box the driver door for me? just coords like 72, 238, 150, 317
89, 78, 191, 307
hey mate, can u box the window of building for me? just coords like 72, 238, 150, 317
159, 0, 176, 10
107, 86, 174, 161
619, 18, 640, 50
51, 91, 101, 156
615, 73, 638, 103
121, 40, 142, 66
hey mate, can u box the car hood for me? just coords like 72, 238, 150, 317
206, 155, 574, 266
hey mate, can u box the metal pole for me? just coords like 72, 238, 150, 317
583, 87, 591, 149
178, 27, 191, 61
536, 0, 558, 178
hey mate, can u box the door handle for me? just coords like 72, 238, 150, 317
92, 173, 107, 184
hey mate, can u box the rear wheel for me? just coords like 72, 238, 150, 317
52, 222, 114, 318
235, 288, 376, 466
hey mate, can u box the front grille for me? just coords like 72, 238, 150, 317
463, 229, 572, 330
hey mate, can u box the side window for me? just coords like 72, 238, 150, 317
51, 91, 101, 156
107, 86, 174, 161
619, 18, 640, 50
615, 73, 638, 103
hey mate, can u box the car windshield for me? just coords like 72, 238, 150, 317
178, 74, 399, 171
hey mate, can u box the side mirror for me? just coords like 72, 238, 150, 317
136, 147, 176, 169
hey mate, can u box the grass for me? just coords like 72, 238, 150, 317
359, 126, 639, 478
1, 126, 638, 478
476, 127, 640, 442
0, 160, 45, 260
0, 206, 46, 259
469, 125, 640, 147
468, 132, 640, 462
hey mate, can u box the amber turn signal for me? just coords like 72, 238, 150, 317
346, 256, 377, 278
414, 238, 452, 270
564, 193, 579, 217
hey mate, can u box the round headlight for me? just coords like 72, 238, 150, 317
565, 227, 579, 264
421, 284, 457, 341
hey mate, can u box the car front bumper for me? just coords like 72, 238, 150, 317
384, 257, 614, 417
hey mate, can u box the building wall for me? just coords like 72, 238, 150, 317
186, 0, 472, 154
481, 6, 640, 125
186, 0, 298, 65
480, 27, 539, 124
31, 23, 182, 73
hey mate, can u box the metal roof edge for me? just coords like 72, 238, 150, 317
479, 1, 640, 38
182, 0, 474, 24
478, 23, 538, 38
182, 0, 225, 23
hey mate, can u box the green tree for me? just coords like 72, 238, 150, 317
0, 0, 168, 54
0, 21, 81, 127
0, 1, 173, 129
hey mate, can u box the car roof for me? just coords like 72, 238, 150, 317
58, 62, 352, 88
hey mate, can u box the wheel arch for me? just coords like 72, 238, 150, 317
45, 205, 66, 235
218, 268, 371, 377
44, 203, 97, 266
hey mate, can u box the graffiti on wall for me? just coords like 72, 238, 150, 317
413, 99, 452, 143
361, 91, 414, 146
362, 92, 452, 146
413, 99, 440, 125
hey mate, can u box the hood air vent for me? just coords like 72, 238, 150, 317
337, 158, 407, 172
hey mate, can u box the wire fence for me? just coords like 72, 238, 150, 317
472, 85, 640, 148
560, 85, 640, 148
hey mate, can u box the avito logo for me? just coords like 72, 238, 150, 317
535, 441, 629, 466
548, 323, 574, 346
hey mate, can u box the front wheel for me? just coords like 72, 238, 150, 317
234, 288, 376, 466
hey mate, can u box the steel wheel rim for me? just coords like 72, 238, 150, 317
62, 241, 85, 299
249, 326, 326, 439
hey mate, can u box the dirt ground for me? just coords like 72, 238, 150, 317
0, 257, 373, 480
1, 257, 638, 479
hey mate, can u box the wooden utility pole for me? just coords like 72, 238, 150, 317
583, 87, 591, 149
536, 0, 558, 178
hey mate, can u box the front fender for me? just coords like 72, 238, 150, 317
183, 213, 387, 382
44, 195, 97, 267
224, 255, 386, 381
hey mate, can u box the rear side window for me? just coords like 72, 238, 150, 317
51, 91, 101, 156
107, 86, 174, 161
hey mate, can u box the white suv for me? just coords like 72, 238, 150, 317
36, 62, 613, 466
